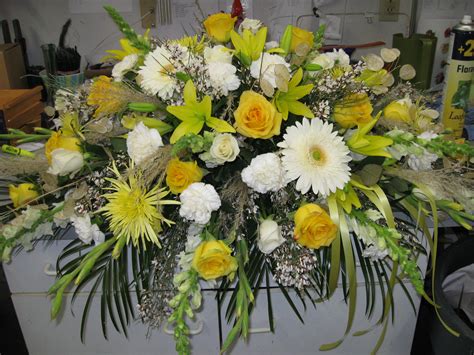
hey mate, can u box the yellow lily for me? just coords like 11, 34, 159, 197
334, 183, 362, 214
274, 68, 314, 120
167, 80, 235, 144
347, 113, 393, 158
230, 27, 267, 67
122, 114, 173, 135
102, 30, 149, 61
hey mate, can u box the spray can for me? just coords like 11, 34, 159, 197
441, 15, 474, 138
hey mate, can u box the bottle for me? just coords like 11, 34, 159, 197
441, 15, 474, 139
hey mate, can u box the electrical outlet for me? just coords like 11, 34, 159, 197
379, 0, 400, 22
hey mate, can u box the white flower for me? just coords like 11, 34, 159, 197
309, 53, 334, 71
179, 183, 221, 225
70, 214, 105, 245
265, 41, 279, 50
363, 245, 389, 260
278, 118, 351, 196
112, 54, 138, 82
239, 18, 262, 34
363, 53, 384, 71
250, 53, 290, 88
200, 133, 240, 167
21, 206, 43, 229
207, 62, 240, 95
258, 219, 285, 254
380, 48, 400, 63
204, 45, 233, 64
138, 46, 177, 100
407, 149, 438, 171
241, 153, 287, 193
126, 122, 163, 165
326, 49, 350, 67
400, 64, 416, 80
47, 149, 84, 176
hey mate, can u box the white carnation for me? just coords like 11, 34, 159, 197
326, 49, 350, 67
241, 153, 287, 193
70, 214, 105, 245
207, 62, 240, 95
204, 45, 233, 64
250, 53, 290, 88
127, 122, 163, 165
239, 18, 262, 34
112, 54, 138, 82
179, 183, 221, 225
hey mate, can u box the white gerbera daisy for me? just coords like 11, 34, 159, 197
277, 118, 351, 196
138, 46, 177, 100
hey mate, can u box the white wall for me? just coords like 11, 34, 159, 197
0, 0, 472, 77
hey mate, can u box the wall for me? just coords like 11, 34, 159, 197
0, 0, 472, 85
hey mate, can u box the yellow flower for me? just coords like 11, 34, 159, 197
333, 93, 373, 128
102, 34, 149, 61
234, 91, 282, 139
59, 112, 81, 136
383, 99, 414, 124
173, 35, 205, 53
290, 26, 314, 53
334, 184, 361, 214
294, 203, 337, 249
8, 183, 39, 208
192, 240, 238, 280
87, 76, 129, 118
45, 131, 81, 163
166, 158, 203, 194
203, 13, 237, 43
101, 162, 179, 250
347, 113, 393, 158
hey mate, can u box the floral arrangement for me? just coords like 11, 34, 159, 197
1, 5, 474, 355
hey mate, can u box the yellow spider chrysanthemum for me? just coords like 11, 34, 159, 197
101, 162, 180, 249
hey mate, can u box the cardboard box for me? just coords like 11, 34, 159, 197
0, 43, 27, 89
0, 87, 43, 134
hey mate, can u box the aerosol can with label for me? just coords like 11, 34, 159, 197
441, 15, 474, 138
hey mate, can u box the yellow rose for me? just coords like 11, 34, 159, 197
383, 99, 414, 124
9, 183, 39, 208
333, 93, 373, 128
294, 203, 337, 249
166, 158, 203, 194
234, 91, 282, 139
203, 13, 237, 43
45, 131, 81, 163
290, 26, 314, 53
192, 240, 238, 280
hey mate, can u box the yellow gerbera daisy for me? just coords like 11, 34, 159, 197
100, 162, 179, 250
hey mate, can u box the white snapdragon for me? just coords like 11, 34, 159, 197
250, 53, 290, 88
126, 122, 163, 165
241, 153, 287, 193
258, 219, 285, 254
70, 214, 105, 245
112, 54, 138, 82
407, 149, 438, 171
200, 133, 240, 167
179, 183, 221, 225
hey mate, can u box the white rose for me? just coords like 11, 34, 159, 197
250, 53, 290, 88
112, 54, 138, 82
204, 45, 233, 64
179, 183, 221, 225
241, 153, 287, 193
258, 219, 285, 254
326, 49, 350, 67
310, 53, 335, 71
47, 148, 84, 176
127, 122, 163, 165
239, 18, 262, 34
201, 133, 240, 167
207, 62, 241, 95
265, 41, 279, 50
70, 214, 105, 245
